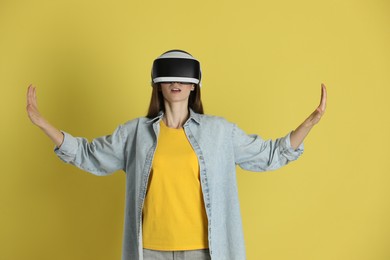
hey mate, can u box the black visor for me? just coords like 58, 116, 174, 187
152, 58, 201, 85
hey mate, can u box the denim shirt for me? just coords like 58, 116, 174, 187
54, 110, 304, 260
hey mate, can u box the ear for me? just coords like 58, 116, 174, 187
191, 85, 195, 91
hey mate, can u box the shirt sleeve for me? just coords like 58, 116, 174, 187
54, 124, 126, 176
232, 124, 304, 172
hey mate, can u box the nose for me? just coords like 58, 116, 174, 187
170, 82, 182, 85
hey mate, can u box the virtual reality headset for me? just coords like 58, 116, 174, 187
151, 50, 202, 86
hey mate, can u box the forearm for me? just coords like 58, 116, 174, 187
36, 118, 64, 148
290, 121, 313, 150
54, 125, 126, 175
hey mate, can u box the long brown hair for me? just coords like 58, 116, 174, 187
146, 83, 204, 118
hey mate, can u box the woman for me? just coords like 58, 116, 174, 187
26, 50, 327, 260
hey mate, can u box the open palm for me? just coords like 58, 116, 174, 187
304, 83, 327, 127
26, 84, 44, 126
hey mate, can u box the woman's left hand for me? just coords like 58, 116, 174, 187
289, 83, 327, 150
303, 83, 327, 127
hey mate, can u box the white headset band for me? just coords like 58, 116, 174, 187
153, 77, 200, 84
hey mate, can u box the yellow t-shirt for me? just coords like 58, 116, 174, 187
142, 121, 209, 251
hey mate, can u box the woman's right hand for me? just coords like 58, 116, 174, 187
26, 84, 64, 147
27, 84, 46, 127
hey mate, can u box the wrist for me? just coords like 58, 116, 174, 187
36, 118, 50, 129
302, 122, 314, 129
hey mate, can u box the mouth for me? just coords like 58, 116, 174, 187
171, 88, 181, 93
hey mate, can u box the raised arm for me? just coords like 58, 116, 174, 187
27, 84, 126, 175
290, 83, 327, 150
26, 84, 64, 147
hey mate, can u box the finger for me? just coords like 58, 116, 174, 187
28, 85, 38, 108
27, 85, 30, 105
27, 84, 34, 105
30, 86, 37, 107
33, 86, 37, 104
319, 83, 327, 112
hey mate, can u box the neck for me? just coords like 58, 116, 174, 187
163, 101, 189, 129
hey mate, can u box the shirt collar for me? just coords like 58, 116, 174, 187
186, 109, 201, 125
145, 109, 201, 125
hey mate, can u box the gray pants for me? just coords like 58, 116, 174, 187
143, 248, 211, 260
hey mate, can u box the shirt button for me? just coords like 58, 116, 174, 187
206, 204, 210, 208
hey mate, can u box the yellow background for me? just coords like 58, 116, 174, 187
1, 0, 389, 259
